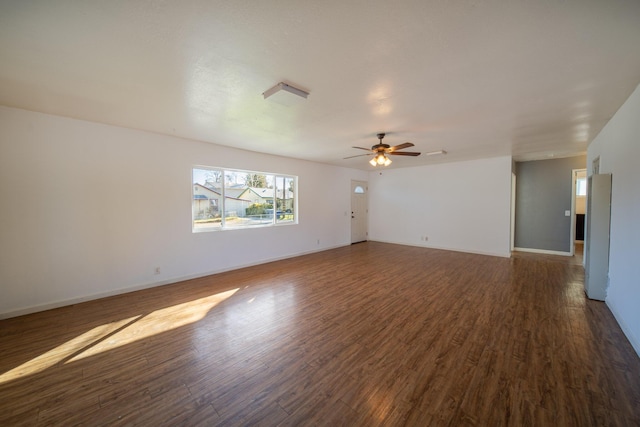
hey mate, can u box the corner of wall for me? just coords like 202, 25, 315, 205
606, 298, 640, 357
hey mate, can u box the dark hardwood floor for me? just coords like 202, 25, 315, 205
1, 242, 639, 426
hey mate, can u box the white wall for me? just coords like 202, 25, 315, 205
368, 156, 512, 257
587, 83, 640, 356
0, 106, 367, 318
576, 196, 586, 215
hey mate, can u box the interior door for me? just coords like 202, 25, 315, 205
351, 180, 368, 244
584, 173, 612, 301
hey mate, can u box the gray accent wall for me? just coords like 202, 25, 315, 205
515, 156, 586, 252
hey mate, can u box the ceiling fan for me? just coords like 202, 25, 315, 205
344, 133, 421, 166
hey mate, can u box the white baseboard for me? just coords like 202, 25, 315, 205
0, 244, 347, 320
369, 239, 511, 258
513, 247, 573, 256
606, 299, 640, 358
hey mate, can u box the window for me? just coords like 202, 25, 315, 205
576, 177, 587, 196
192, 167, 297, 232
274, 175, 295, 224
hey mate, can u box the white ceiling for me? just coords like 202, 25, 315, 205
1, 1, 639, 170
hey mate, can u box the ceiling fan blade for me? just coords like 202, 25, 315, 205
344, 153, 373, 159
388, 142, 414, 152
388, 151, 421, 156
352, 146, 373, 152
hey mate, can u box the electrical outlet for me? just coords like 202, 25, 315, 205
317, 239, 320, 245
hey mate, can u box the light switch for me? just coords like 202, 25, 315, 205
565, 210, 571, 216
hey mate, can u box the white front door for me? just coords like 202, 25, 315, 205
351, 180, 368, 243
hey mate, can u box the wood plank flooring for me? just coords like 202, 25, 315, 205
1, 242, 639, 426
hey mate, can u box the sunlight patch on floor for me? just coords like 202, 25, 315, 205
0, 316, 139, 383
0, 289, 238, 383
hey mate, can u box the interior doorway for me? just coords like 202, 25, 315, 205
351, 180, 368, 244
572, 169, 587, 262
510, 172, 516, 252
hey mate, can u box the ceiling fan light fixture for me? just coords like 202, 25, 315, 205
369, 153, 392, 167
347, 132, 420, 166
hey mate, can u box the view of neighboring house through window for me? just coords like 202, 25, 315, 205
192, 167, 297, 232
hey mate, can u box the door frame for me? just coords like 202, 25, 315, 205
571, 168, 587, 258
510, 172, 516, 252
350, 180, 368, 244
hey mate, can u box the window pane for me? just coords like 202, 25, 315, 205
225, 171, 274, 228
276, 176, 295, 223
193, 168, 223, 231
576, 178, 587, 196
192, 167, 296, 232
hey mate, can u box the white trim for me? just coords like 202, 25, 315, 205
570, 169, 578, 255
607, 299, 640, 357
513, 247, 572, 256
371, 239, 511, 258
510, 172, 516, 252
0, 244, 348, 320
570, 168, 587, 257
350, 179, 369, 244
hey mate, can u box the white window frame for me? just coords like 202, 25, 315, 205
192, 166, 297, 232
576, 177, 587, 196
